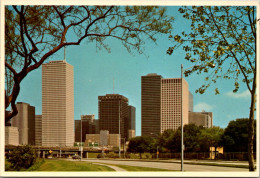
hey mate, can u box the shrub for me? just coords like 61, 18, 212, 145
105, 152, 119, 158
7, 145, 36, 170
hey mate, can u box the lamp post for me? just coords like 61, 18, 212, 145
80, 119, 83, 161
118, 101, 121, 158
181, 64, 184, 172
181, 64, 200, 171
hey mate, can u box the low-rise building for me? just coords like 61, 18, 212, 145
85, 130, 120, 147
189, 111, 213, 128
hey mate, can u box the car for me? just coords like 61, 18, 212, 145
72, 155, 81, 160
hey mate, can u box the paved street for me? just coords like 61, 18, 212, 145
82, 159, 249, 172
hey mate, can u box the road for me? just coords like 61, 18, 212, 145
82, 159, 249, 172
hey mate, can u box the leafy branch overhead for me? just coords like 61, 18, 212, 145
167, 6, 256, 95
5, 5, 174, 122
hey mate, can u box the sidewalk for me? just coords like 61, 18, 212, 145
96, 158, 254, 168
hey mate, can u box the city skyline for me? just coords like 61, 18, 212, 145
15, 6, 251, 136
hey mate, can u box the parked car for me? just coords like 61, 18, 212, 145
72, 155, 81, 160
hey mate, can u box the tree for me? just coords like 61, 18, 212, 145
5, 5, 174, 123
161, 124, 201, 152
199, 126, 224, 157
127, 136, 154, 159
167, 6, 256, 171
7, 145, 36, 171
221, 118, 256, 153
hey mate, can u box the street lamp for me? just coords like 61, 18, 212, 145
118, 101, 121, 158
80, 119, 83, 161
181, 64, 199, 171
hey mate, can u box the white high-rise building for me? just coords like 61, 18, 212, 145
42, 60, 74, 146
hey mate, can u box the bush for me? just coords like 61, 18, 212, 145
7, 145, 36, 170
105, 152, 119, 158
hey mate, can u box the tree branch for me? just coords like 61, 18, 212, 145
209, 7, 252, 93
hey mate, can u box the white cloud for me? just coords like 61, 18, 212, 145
194, 102, 214, 112
225, 90, 250, 99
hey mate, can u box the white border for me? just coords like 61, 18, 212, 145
0, 0, 259, 177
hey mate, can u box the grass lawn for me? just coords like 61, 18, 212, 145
29, 159, 115, 171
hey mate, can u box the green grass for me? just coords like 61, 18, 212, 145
28, 159, 115, 171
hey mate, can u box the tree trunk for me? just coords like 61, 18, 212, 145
248, 88, 256, 171
139, 153, 142, 159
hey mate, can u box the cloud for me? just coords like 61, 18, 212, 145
225, 90, 250, 99
194, 102, 214, 112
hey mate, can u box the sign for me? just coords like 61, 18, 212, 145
49, 150, 53, 154
157, 152, 159, 155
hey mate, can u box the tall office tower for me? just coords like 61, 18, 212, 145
42, 60, 74, 147
99, 94, 130, 140
74, 115, 99, 143
189, 91, 194, 112
11, 102, 35, 145
141, 74, 162, 137
141, 74, 189, 137
35, 115, 42, 146
189, 111, 213, 128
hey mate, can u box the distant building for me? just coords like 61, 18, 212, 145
5, 126, 19, 146
35, 115, 42, 146
42, 60, 74, 146
74, 114, 99, 143
189, 111, 213, 128
11, 102, 35, 145
128, 106, 136, 138
85, 130, 120, 147
141, 74, 189, 137
189, 92, 194, 112
99, 94, 135, 140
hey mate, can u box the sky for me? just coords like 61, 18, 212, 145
16, 6, 252, 136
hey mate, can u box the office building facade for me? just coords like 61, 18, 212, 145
5, 126, 19, 146
141, 74, 189, 137
35, 115, 42, 146
75, 114, 99, 143
11, 102, 35, 145
42, 60, 74, 146
99, 94, 133, 140
189, 111, 213, 128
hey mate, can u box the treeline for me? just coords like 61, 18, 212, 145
127, 118, 256, 158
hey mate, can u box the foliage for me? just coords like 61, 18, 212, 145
167, 5, 256, 171
199, 126, 224, 152
127, 136, 154, 158
167, 6, 256, 95
5, 5, 174, 122
221, 118, 256, 152
105, 152, 119, 158
7, 145, 36, 171
158, 124, 202, 152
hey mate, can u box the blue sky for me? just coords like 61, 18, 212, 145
16, 6, 251, 136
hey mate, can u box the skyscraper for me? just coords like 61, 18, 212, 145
99, 94, 133, 140
11, 102, 35, 145
141, 74, 162, 137
42, 60, 74, 146
141, 74, 189, 137
35, 115, 42, 146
